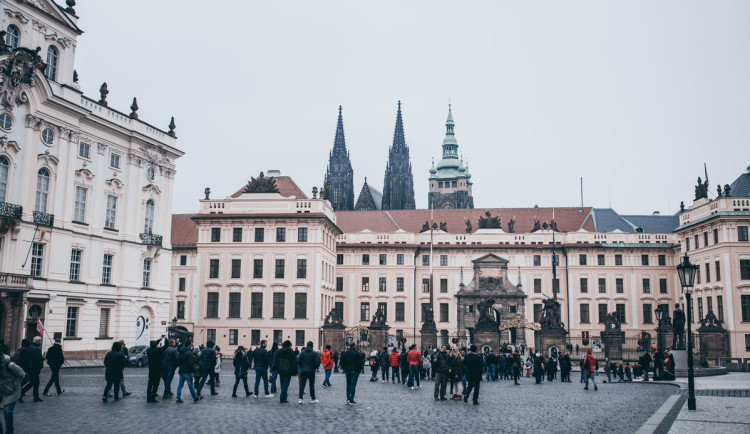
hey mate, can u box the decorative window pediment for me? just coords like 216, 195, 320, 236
0, 136, 20, 154
142, 183, 161, 195
105, 173, 124, 190
37, 150, 59, 168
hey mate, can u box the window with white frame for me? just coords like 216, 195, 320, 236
30, 243, 44, 277
109, 153, 120, 169
0, 113, 12, 131
104, 195, 117, 229
144, 199, 155, 234
41, 128, 54, 145
5, 25, 19, 50
45, 46, 58, 81
34, 168, 50, 212
142, 259, 152, 288
102, 254, 113, 284
99, 308, 110, 338
69, 249, 82, 281
65, 306, 78, 337
0, 156, 9, 202
74, 186, 87, 222
78, 142, 90, 158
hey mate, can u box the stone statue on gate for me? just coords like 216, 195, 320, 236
323, 308, 344, 328
672, 303, 686, 350
370, 306, 387, 328
475, 298, 500, 331
539, 295, 564, 330
603, 312, 621, 330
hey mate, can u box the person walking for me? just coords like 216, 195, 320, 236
297, 341, 320, 404
252, 341, 272, 398
271, 340, 296, 403
340, 342, 361, 405
533, 353, 544, 384
433, 346, 450, 401
269, 342, 279, 394
0, 350, 25, 434
21, 336, 43, 402
321, 345, 333, 388
213, 346, 222, 387
42, 338, 64, 396
583, 349, 598, 391
449, 348, 463, 400
525, 357, 532, 378
197, 340, 218, 397
639, 351, 651, 382
603, 358, 613, 383
421, 350, 431, 381
175, 342, 201, 403
462, 345, 484, 405
192, 347, 202, 391
102, 342, 127, 402
406, 345, 421, 389
161, 339, 178, 399
653, 350, 664, 381
511, 350, 522, 385
118, 340, 132, 397
231, 346, 251, 397
379, 347, 390, 382
332, 349, 340, 373
146, 336, 169, 402
367, 350, 379, 382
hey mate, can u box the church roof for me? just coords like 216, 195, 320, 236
728, 166, 750, 197
230, 176, 308, 199
355, 179, 382, 210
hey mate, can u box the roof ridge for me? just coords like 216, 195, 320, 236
384, 210, 401, 230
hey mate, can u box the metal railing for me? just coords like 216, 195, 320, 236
0, 202, 22, 220
139, 233, 163, 246
32, 210, 54, 227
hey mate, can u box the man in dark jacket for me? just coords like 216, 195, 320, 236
197, 340, 218, 397
161, 339, 178, 398
252, 340, 272, 398
271, 340, 296, 403
297, 341, 321, 404
269, 342, 279, 394
175, 342, 201, 403
462, 345, 484, 404
146, 336, 169, 402
21, 336, 44, 402
340, 342, 361, 405
333, 350, 340, 373
103, 342, 128, 402
639, 351, 652, 381
653, 350, 664, 381
433, 346, 450, 401
118, 340, 132, 397
43, 338, 65, 396
533, 353, 545, 384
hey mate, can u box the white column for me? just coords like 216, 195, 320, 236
630, 274, 639, 328
722, 252, 735, 329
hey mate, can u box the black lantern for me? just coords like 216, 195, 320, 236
171, 317, 177, 328
676, 253, 698, 411
654, 306, 663, 324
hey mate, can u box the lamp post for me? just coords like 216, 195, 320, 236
654, 306, 663, 353
676, 253, 698, 411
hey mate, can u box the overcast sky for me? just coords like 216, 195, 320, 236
73, 1, 749, 215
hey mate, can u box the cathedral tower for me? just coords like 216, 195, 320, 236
428, 105, 474, 209
323, 106, 355, 211
381, 101, 416, 210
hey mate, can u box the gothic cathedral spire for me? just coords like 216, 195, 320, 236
381, 101, 416, 210
323, 106, 355, 211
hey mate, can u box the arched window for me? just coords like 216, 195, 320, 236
5, 25, 19, 50
35, 168, 50, 212
0, 156, 8, 202
45, 46, 58, 81
144, 199, 154, 234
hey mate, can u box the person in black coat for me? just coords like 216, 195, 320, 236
21, 336, 44, 402
462, 345, 485, 404
175, 342, 201, 402
42, 338, 65, 396
639, 351, 652, 381
271, 340, 297, 403
251, 340, 271, 397
103, 342, 128, 402
653, 350, 664, 381
269, 342, 279, 394
533, 354, 545, 384
297, 341, 321, 403
231, 346, 251, 398
333, 350, 340, 373
340, 343, 361, 404
146, 336, 168, 402
197, 340, 218, 397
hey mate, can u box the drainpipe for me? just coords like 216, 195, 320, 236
413, 246, 422, 345
563, 247, 571, 335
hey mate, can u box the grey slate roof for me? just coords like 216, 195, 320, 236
590, 208, 635, 232
620, 215, 680, 233
728, 169, 750, 197
368, 186, 383, 210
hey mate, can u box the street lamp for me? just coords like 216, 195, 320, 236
171, 317, 177, 328
676, 253, 699, 411
654, 306, 663, 352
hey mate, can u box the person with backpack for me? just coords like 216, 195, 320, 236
583, 349, 598, 391
0, 351, 26, 434
367, 350, 379, 382
42, 338, 64, 396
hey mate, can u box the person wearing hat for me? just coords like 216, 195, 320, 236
43, 338, 65, 396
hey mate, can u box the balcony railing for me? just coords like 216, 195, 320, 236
0, 202, 22, 220
0, 272, 32, 289
140, 233, 163, 247
32, 211, 54, 227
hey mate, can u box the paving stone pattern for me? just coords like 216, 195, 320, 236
13, 366, 677, 434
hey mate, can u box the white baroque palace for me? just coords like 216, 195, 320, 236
0, 0, 182, 358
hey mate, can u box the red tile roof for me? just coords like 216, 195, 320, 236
230, 176, 308, 199
171, 214, 198, 249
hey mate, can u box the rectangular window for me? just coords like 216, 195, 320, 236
180, 255, 187, 266
273, 293, 285, 318
686, 238, 690, 251
336, 277, 344, 292
99, 308, 110, 338
660, 278, 668, 294
533, 304, 543, 322
298, 227, 308, 242
254, 228, 264, 242
378, 277, 387, 292
336, 254, 344, 265
746, 335, 750, 352
598, 304, 608, 323
229, 329, 238, 345
362, 254, 370, 265
251, 330, 260, 346
335, 302, 344, 320
110, 152, 120, 169
31, 243, 44, 277
704, 232, 709, 247
231, 259, 241, 279
705, 263, 711, 283
552, 278, 560, 294
714, 229, 719, 244
207, 329, 216, 343
643, 304, 653, 324
580, 277, 588, 293
615, 278, 624, 293
379, 254, 387, 265
74, 186, 87, 222
209, 259, 219, 278
176, 301, 185, 320
642, 278, 650, 293
707, 296, 713, 316
276, 228, 286, 242
715, 261, 721, 282
105, 195, 117, 229
717, 295, 724, 322
698, 297, 704, 320
142, 259, 151, 288
440, 255, 448, 266
658, 255, 666, 266
275, 259, 285, 278
253, 259, 263, 278
396, 277, 404, 292
695, 235, 699, 249
178, 277, 186, 292
251, 293, 263, 318
641, 255, 649, 266
296, 258, 307, 279
360, 302, 370, 322
422, 278, 430, 293
211, 228, 221, 242
377, 302, 387, 321
440, 278, 448, 293
533, 255, 541, 266
533, 278, 542, 293
78, 142, 90, 158
206, 293, 219, 318
580, 303, 590, 324
439, 303, 449, 322
598, 254, 605, 266
579, 254, 587, 265
65, 306, 78, 338
397, 254, 404, 265
294, 293, 307, 318
598, 278, 606, 293
741, 260, 750, 280
295, 330, 305, 347
362, 277, 370, 291
228, 293, 241, 318
395, 302, 405, 321
232, 227, 242, 242
102, 254, 113, 284
615, 303, 626, 324
615, 255, 623, 266
422, 255, 430, 266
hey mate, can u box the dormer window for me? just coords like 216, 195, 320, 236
5, 25, 19, 50
45, 46, 58, 81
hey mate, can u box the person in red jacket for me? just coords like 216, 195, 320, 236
406, 345, 422, 389
321, 345, 334, 388
389, 348, 401, 383
583, 349, 598, 391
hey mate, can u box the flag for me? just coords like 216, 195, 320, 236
36, 319, 45, 335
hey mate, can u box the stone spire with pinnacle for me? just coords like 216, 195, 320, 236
323, 105, 355, 211
381, 100, 416, 210
428, 104, 473, 209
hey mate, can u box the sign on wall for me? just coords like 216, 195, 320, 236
135, 315, 150, 346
